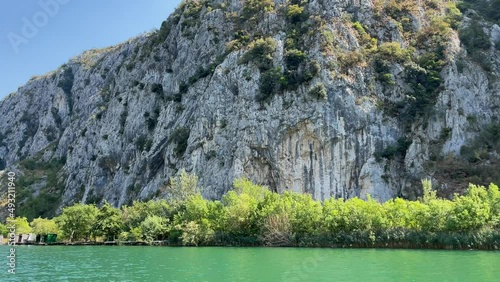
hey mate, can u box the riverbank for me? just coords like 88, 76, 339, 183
16, 229, 500, 251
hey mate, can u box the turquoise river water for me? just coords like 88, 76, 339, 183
0, 246, 498, 281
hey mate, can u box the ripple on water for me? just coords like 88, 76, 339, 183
0, 246, 498, 281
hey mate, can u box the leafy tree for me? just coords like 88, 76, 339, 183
119, 226, 143, 242
285, 192, 322, 235
221, 191, 257, 236
7, 217, 32, 234
166, 169, 199, 202
383, 198, 429, 230
233, 178, 269, 200
421, 199, 453, 232
182, 194, 210, 223
94, 202, 123, 241
420, 179, 437, 204
447, 184, 491, 231
141, 215, 169, 242
122, 200, 172, 231
178, 220, 215, 246
487, 183, 500, 227
218, 178, 273, 237
55, 204, 98, 242
322, 198, 347, 233
31, 177, 500, 248
330, 198, 383, 232
30, 218, 59, 235
0, 222, 8, 237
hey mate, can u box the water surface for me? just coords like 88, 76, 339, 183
0, 246, 498, 281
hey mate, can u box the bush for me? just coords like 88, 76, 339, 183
470, 52, 493, 71
169, 127, 190, 156
240, 37, 277, 71
337, 50, 365, 72
460, 122, 500, 162
151, 83, 163, 95
57, 67, 74, 94
241, 0, 275, 22
226, 30, 250, 51
308, 84, 327, 100
380, 73, 396, 86
353, 22, 375, 48
286, 4, 307, 24
399, 52, 444, 120
285, 49, 307, 70
28, 179, 500, 249
258, 68, 284, 102
376, 42, 409, 62
156, 20, 170, 44
444, 2, 462, 29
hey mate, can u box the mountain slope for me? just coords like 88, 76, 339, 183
0, 0, 499, 219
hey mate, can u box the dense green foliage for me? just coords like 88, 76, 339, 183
14, 173, 500, 249
93, 202, 123, 241
257, 68, 283, 102
0, 223, 7, 237
30, 217, 59, 235
241, 0, 275, 23
5, 0, 500, 249
55, 204, 99, 242
240, 37, 277, 71
7, 217, 32, 234
308, 84, 327, 100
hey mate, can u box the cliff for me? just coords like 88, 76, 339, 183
0, 0, 499, 219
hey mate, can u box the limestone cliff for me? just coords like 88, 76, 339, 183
0, 0, 499, 218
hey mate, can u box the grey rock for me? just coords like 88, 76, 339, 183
0, 0, 498, 213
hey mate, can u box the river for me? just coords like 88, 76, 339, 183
0, 246, 498, 281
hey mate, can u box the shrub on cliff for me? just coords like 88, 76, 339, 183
240, 37, 277, 71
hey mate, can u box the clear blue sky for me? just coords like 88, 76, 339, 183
0, 0, 182, 99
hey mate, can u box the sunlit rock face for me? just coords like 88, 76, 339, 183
0, 0, 498, 212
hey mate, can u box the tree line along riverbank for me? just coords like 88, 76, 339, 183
2, 171, 499, 250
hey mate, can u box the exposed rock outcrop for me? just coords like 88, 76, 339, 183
0, 0, 498, 218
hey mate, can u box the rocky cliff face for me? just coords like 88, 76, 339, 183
0, 0, 499, 218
